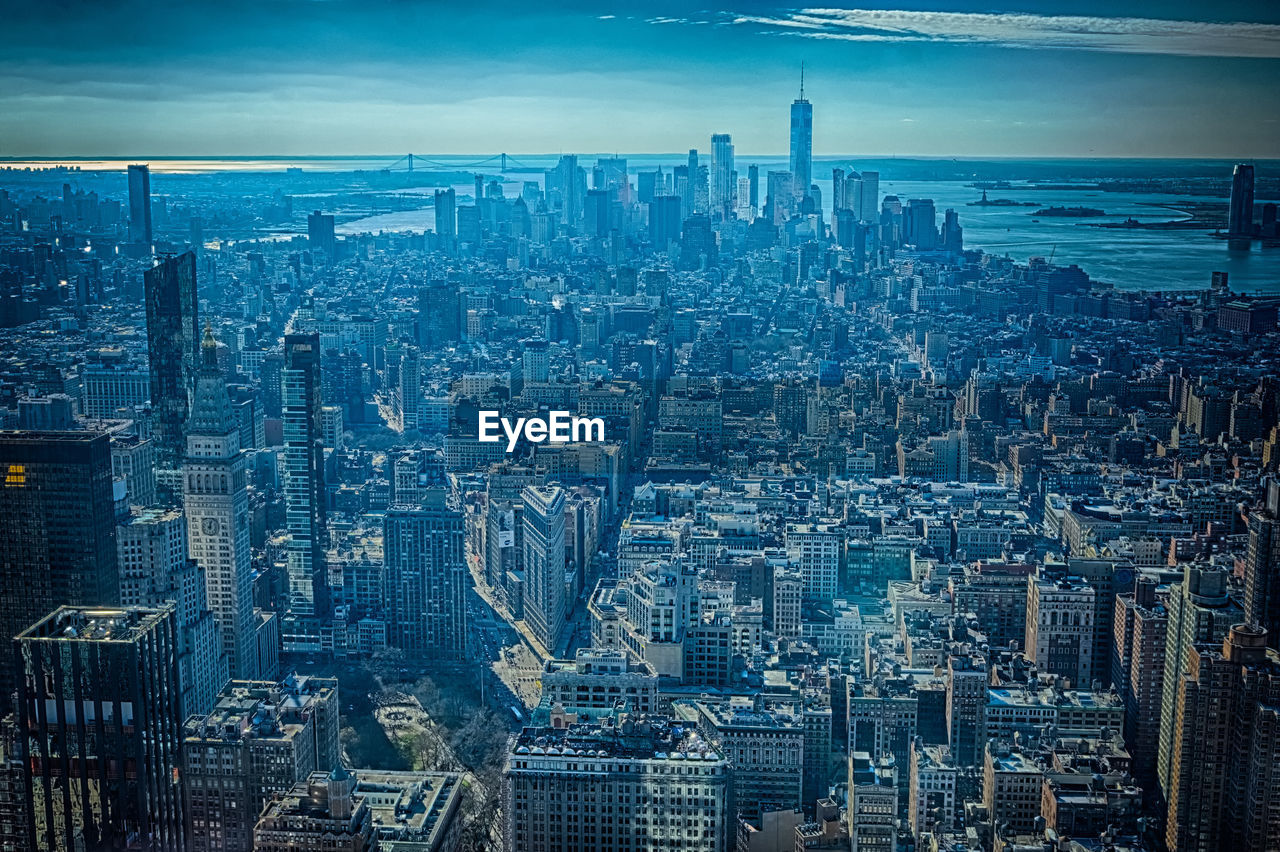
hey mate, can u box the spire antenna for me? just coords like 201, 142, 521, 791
800, 61, 805, 99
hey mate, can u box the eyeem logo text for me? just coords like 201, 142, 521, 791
478, 410, 605, 452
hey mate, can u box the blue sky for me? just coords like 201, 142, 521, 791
1, 1, 1278, 158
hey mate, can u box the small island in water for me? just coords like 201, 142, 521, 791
1030, 205, 1106, 217
967, 190, 1038, 207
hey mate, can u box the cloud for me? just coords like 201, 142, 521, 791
724, 8, 1280, 58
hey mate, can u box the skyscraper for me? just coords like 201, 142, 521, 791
859, 171, 880, 222
383, 462, 468, 658
283, 332, 329, 618
648, 195, 682, 250
127, 163, 152, 244
144, 250, 199, 466
1245, 477, 1280, 649
17, 605, 186, 852
117, 506, 224, 717
0, 432, 119, 705
306, 210, 336, 258
434, 188, 457, 253
789, 68, 813, 200
521, 484, 566, 654
1228, 162, 1255, 238
710, 133, 734, 220
1165, 623, 1280, 852
185, 325, 257, 681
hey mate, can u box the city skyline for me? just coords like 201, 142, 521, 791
2, 1, 1279, 159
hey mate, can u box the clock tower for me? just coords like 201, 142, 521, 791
184, 324, 257, 681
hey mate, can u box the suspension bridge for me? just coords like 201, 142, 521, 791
381, 154, 544, 174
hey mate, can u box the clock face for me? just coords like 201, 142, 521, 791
202, 517, 219, 536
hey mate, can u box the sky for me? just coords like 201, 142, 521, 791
1, 0, 1278, 159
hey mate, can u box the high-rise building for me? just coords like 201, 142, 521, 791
0, 432, 119, 705
383, 469, 467, 658
945, 650, 987, 766
1245, 477, 1280, 649
306, 210, 336, 258
748, 163, 759, 210
1156, 564, 1242, 804
17, 605, 186, 852
710, 133, 735, 220
1111, 577, 1167, 788
183, 677, 340, 852
767, 170, 795, 225
117, 506, 224, 715
418, 280, 461, 349
503, 711, 731, 852
1025, 573, 1095, 686
521, 338, 550, 384
1228, 162, 1255, 238
903, 198, 938, 250
789, 72, 813, 200
185, 325, 257, 681
648, 195, 682, 249
1165, 624, 1280, 852
859, 171, 879, 222
127, 163, 152, 244
145, 251, 199, 465
283, 333, 329, 618
521, 484, 566, 653
434, 188, 457, 252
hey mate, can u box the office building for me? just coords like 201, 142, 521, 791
434, 188, 457, 252
306, 210, 336, 258
144, 251, 199, 464
675, 697, 804, 825
1245, 478, 1280, 649
185, 326, 258, 680
127, 163, 152, 244
848, 752, 897, 852
17, 606, 185, 851
183, 676, 340, 852
383, 483, 468, 658
789, 75, 813, 200
504, 710, 731, 852
710, 133, 734, 220
521, 484, 566, 653
540, 648, 659, 714
908, 741, 957, 838
252, 768, 464, 852
117, 506, 224, 716
1228, 162, 1255, 238
1025, 574, 1096, 687
283, 332, 329, 617
0, 431, 119, 705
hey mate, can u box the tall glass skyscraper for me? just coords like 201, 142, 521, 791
789, 72, 813, 201
127, 163, 152, 244
0, 432, 119, 707
144, 251, 199, 467
283, 332, 329, 618
1228, 162, 1255, 238
710, 133, 734, 221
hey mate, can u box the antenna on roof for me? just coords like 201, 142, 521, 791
800, 61, 805, 99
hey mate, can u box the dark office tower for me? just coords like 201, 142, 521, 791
0, 432, 118, 706
1228, 163, 1255, 238
17, 605, 185, 852
904, 198, 939, 250
383, 472, 467, 658
127, 164, 152, 244
710, 133, 735, 220
185, 326, 256, 680
584, 189, 610, 238
417, 280, 461, 349
942, 208, 963, 253
434, 188, 457, 253
648, 195, 682, 250
832, 167, 845, 210
546, 155, 584, 227
283, 333, 329, 618
789, 69, 813, 200
306, 210, 336, 259
748, 164, 759, 210
1165, 624, 1280, 852
1245, 478, 1280, 650
637, 169, 659, 205
144, 251, 199, 466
